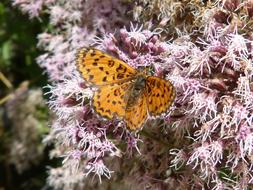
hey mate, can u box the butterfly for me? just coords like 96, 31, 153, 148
76, 48, 176, 130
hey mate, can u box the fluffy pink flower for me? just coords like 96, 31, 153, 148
13, 0, 253, 189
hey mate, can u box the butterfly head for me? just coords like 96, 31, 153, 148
134, 74, 146, 91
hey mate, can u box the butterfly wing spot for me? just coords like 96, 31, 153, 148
117, 73, 125, 79
92, 62, 98, 66
105, 109, 111, 114
90, 51, 96, 57
116, 64, 127, 73
89, 75, 94, 80
156, 81, 161, 88
108, 60, 115, 67
147, 85, 152, 93
114, 89, 121, 96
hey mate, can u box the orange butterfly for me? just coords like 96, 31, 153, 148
76, 48, 176, 130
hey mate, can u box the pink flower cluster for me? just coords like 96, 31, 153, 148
44, 24, 171, 187
13, 0, 253, 189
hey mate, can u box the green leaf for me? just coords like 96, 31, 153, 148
1, 40, 13, 65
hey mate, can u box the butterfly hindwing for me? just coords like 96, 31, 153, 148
145, 76, 176, 116
93, 81, 132, 119
125, 92, 148, 130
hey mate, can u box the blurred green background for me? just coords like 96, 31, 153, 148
0, 1, 52, 189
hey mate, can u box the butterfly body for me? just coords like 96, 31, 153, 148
125, 74, 146, 109
77, 48, 176, 130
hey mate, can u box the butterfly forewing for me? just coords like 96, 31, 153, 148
77, 48, 137, 86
